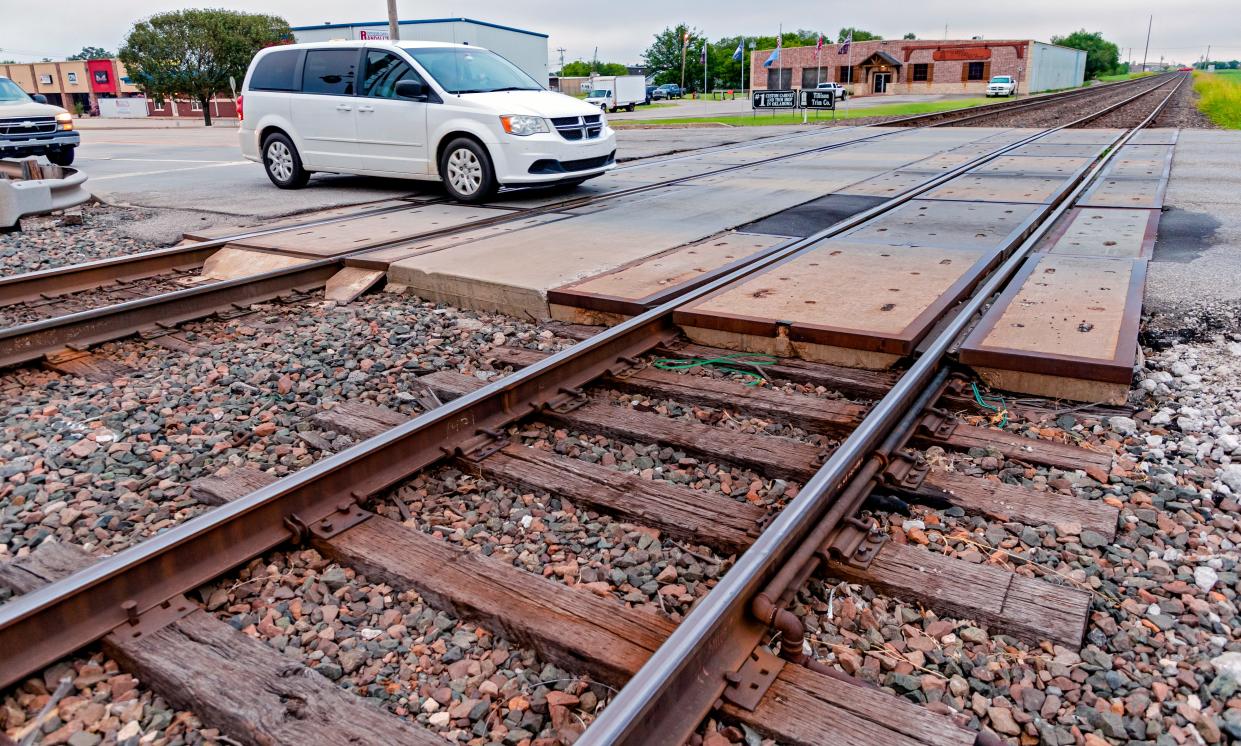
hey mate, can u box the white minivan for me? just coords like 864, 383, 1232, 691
238, 41, 617, 202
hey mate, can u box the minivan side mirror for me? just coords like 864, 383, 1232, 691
32, 94, 48, 104
395, 80, 426, 100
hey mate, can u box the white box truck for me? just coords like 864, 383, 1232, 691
585, 75, 646, 112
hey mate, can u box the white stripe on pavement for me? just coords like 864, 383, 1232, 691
89, 161, 253, 181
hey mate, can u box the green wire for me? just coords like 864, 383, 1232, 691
971, 381, 1009, 428
652, 353, 778, 386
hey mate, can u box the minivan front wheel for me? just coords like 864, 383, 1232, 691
440, 138, 497, 203
263, 133, 310, 189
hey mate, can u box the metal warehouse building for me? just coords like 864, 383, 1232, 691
751, 39, 1086, 97
291, 17, 549, 84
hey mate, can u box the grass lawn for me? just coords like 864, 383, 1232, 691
1195, 70, 1241, 128
616, 97, 994, 127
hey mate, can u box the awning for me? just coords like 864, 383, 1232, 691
860, 51, 903, 67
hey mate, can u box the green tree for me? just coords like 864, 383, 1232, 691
561, 60, 628, 76
120, 9, 289, 125
838, 28, 882, 43
642, 24, 703, 87
1050, 29, 1121, 79
903, 32, 917, 40
67, 46, 114, 60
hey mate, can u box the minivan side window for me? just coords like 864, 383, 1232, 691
302, 49, 357, 95
250, 49, 300, 91
362, 51, 425, 98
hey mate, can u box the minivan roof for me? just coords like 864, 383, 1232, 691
261, 40, 484, 51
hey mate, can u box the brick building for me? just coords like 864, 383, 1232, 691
1, 59, 236, 118
751, 39, 1085, 97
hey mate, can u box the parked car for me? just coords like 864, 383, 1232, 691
0, 76, 78, 166
986, 75, 1018, 97
585, 75, 646, 113
238, 40, 617, 202
814, 82, 850, 101
652, 83, 683, 100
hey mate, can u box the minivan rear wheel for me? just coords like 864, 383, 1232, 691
262, 133, 310, 189
439, 138, 497, 203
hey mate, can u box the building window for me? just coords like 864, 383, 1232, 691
800, 68, 828, 88
153, 98, 165, 111
190, 99, 203, 111
765, 68, 792, 89
967, 61, 985, 80
912, 63, 929, 82
66, 72, 78, 84
94, 70, 109, 84
39, 74, 53, 85
838, 65, 854, 83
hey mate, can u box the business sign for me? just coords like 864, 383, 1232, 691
799, 89, 836, 109
359, 29, 390, 40
752, 89, 797, 109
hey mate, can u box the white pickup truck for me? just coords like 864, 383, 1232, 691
986, 75, 1017, 97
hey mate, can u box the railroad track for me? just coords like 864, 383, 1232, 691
0, 72, 1175, 371
0, 73, 1189, 745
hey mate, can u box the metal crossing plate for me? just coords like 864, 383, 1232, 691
838, 199, 1042, 252
921, 174, 1069, 204
1104, 144, 1174, 180
1037, 207, 1160, 258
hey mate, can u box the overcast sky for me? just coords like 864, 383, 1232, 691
3, 0, 1239, 67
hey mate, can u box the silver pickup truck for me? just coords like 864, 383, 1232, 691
0, 76, 79, 166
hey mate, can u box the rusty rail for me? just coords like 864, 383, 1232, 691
582, 70, 1189, 746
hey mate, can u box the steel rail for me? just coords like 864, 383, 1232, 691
0, 71, 1165, 311
0, 116, 962, 369
0, 91, 1128, 690
582, 71, 1189, 746
897, 71, 1175, 128
0, 199, 424, 306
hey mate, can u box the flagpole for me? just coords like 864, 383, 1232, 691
741, 37, 746, 99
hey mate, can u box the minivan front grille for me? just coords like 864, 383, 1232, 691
552, 115, 604, 141
0, 117, 57, 136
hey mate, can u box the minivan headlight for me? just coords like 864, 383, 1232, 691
55, 112, 74, 131
500, 115, 549, 136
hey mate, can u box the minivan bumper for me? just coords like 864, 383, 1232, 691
491, 129, 618, 185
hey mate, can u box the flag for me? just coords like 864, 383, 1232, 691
838, 31, 852, 55
701, 44, 708, 65
732, 38, 744, 62
764, 34, 782, 67
815, 33, 824, 59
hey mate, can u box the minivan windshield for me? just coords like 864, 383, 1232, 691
0, 78, 32, 104
404, 47, 542, 94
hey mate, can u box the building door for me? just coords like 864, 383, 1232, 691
873, 72, 892, 94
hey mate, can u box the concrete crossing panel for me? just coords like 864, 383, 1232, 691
959, 254, 1146, 404
1036, 207, 1159, 258
921, 173, 1069, 204
837, 200, 1042, 251
675, 240, 1004, 368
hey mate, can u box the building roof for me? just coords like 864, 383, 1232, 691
290, 17, 547, 39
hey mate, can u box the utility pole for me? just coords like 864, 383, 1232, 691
592, 46, 598, 74
386, 0, 399, 41
1140, 15, 1152, 73
1205, 44, 1211, 67
556, 47, 566, 75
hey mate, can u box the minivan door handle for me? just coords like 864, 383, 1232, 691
336, 104, 353, 112
357, 106, 375, 113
